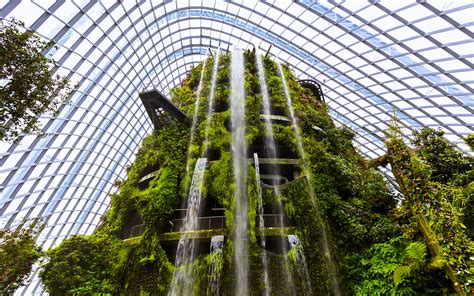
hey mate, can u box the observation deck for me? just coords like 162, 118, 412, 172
123, 213, 295, 242
298, 79, 325, 102
139, 89, 188, 132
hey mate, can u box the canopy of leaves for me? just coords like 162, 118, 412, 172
411, 127, 471, 184
465, 133, 474, 151
0, 219, 43, 294
0, 18, 74, 142
39, 234, 123, 295
385, 124, 474, 294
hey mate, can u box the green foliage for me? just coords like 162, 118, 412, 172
411, 127, 471, 184
69, 278, 113, 296
259, 50, 404, 294
393, 242, 427, 286
0, 219, 44, 294
193, 251, 225, 293
40, 234, 123, 295
353, 238, 445, 295
385, 123, 474, 294
36, 50, 474, 295
104, 126, 189, 293
207, 151, 234, 229
113, 233, 173, 295
465, 133, 474, 151
393, 266, 411, 287
206, 110, 231, 152
0, 18, 75, 142
135, 165, 181, 226
104, 124, 189, 235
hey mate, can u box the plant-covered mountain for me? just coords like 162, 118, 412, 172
39, 49, 473, 295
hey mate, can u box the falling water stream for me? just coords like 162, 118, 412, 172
207, 235, 225, 296
288, 235, 313, 295
184, 57, 208, 188
168, 158, 208, 296
230, 46, 249, 296
203, 49, 221, 154
169, 50, 338, 295
169, 50, 220, 296
253, 153, 271, 296
278, 62, 342, 295
256, 52, 295, 294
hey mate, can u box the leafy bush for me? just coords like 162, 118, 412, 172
0, 219, 43, 294
0, 18, 74, 142
40, 234, 123, 295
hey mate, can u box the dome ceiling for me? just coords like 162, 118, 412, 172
0, 1, 473, 293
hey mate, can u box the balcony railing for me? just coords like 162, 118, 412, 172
164, 215, 226, 233
124, 214, 292, 240
257, 213, 291, 228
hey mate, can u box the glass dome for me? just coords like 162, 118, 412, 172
0, 1, 472, 294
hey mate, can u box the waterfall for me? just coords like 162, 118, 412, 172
207, 235, 225, 296
169, 51, 219, 295
278, 62, 342, 295
288, 235, 313, 295
168, 158, 208, 296
184, 57, 208, 189
230, 46, 249, 296
256, 52, 295, 293
253, 153, 271, 296
203, 49, 220, 154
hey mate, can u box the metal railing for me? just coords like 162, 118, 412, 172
257, 213, 291, 228
124, 213, 291, 239
297, 79, 326, 103
164, 215, 226, 233
163, 213, 290, 233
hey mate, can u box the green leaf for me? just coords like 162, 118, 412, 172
393, 266, 411, 286
405, 241, 426, 263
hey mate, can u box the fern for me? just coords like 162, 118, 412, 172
393, 266, 411, 286
392, 241, 427, 286
405, 241, 427, 264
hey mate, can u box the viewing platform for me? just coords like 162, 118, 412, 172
123, 213, 295, 242
298, 79, 325, 102
259, 114, 292, 125
139, 89, 188, 132
137, 158, 302, 187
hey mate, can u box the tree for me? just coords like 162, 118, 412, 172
0, 219, 44, 294
384, 126, 473, 295
411, 127, 470, 184
465, 133, 474, 151
0, 18, 74, 142
39, 234, 122, 295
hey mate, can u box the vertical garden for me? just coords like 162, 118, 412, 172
39, 49, 473, 295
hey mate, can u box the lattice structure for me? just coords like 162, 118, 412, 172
139, 90, 188, 132
0, 2, 472, 294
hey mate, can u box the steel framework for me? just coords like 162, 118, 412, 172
0, 1, 472, 294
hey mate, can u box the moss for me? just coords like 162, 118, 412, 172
255, 227, 295, 236
207, 151, 234, 230
114, 233, 174, 295
123, 236, 142, 246
134, 165, 180, 227
385, 128, 473, 294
